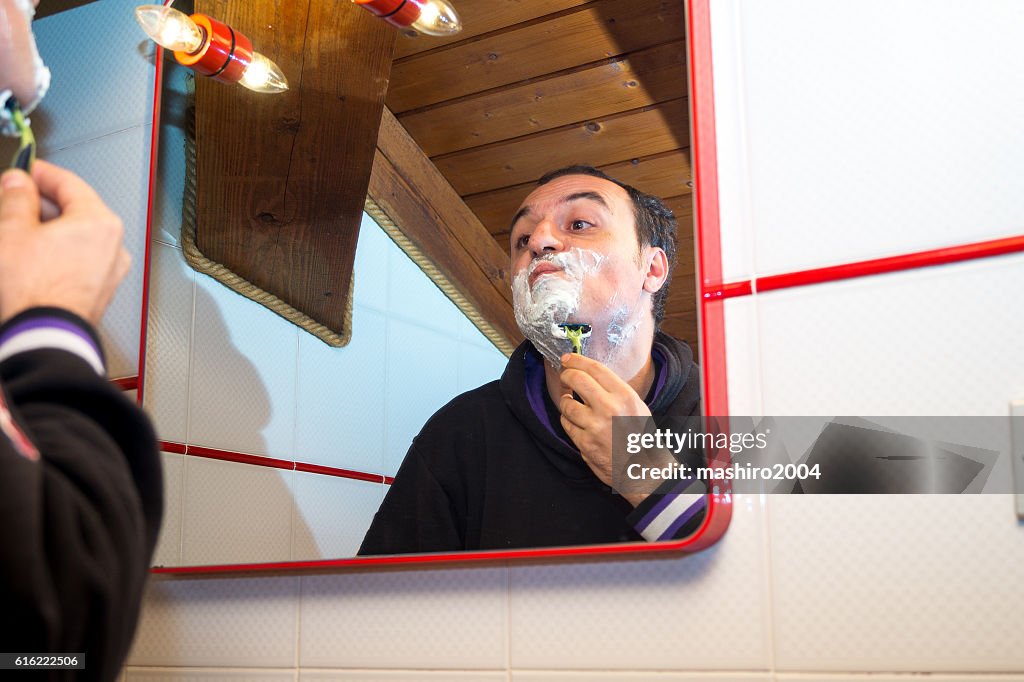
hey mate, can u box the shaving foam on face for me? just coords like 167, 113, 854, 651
0, 0, 50, 123
512, 248, 604, 368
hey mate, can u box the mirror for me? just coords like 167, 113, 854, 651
26, 0, 729, 571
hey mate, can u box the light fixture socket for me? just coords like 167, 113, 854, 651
174, 13, 253, 85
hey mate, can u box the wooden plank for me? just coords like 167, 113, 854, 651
194, 1, 394, 340
35, 0, 98, 18
386, 0, 686, 113
468, 150, 693, 237
661, 312, 699, 347
400, 40, 687, 156
394, 0, 597, 60
373, 110, 521, 347
436, 98, 689, 195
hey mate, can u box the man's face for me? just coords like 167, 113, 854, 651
509, 174, 662, 365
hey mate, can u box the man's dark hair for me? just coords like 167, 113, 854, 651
535, 164, 678, 327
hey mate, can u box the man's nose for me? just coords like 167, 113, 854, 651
528, 218, 564, 255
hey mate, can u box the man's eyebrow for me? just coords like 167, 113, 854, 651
508, 190, 611, 236
508, 206, 531, 234
563, 191, 608, 209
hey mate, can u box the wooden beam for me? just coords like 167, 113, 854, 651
193, 0, 395, 342
386, 0, 686, 113
371, 109, 522, 348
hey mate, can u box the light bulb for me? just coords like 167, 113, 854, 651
239, 52, 289, 93
137, 8, 289, 94
135, 5, 205, 53
353, 0, 462, 37
409, 0, 461, 36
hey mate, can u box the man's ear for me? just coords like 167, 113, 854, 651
642, 246, 669, 295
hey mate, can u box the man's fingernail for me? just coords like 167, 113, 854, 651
1, 170, 27, 190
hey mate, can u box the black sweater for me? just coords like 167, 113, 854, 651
0, 309, 163, 681
359, 332, 701, 555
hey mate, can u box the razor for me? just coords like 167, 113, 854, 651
2, 95, 36, 171
557, 323, 591, 403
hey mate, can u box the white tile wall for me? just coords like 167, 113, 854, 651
43, 123, 153, 378
294, 305, 388, 475
289, 471, 383, 560
126, 671, 294, 682
512, 671, 770, 675
180, 457, 293, 566
127, 576, 300, 668
188, 273, 299, 458
769, 495, 1024, 672
754, 252, 1024, 416
32, 0, 155, 153
152, 451, 184, 568
509, 494, 770, 671
383, 318, 461, 476
143, 243, 195, 443
301, 674, 504, 682
732, 0, 1024, 275
299, 567, 507, 669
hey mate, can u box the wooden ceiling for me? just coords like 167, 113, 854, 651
40, 0, 697, 351
386, 0, 697, 348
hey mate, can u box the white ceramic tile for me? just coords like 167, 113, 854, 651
290, 471, 383, 561
189, 273, 298, 457
383, 319, 461, 476
127, 575, 299, 667
769, 495, 1024, 671
143, 243, 195, 443
302, 673, 505, 682
386, 237, 464, 334
126, 669, 294, 681
734, 1, 1024, 274
456, 340, 507, 394
32, 0, 155, 152
43, 124, 153, 378
352, 213, 391, 312
299, 567, 507, 668
723, 297, 761, 417
151, 451, 184, 568
774, 671, 1024, 675
152, 61, 192, 247
708, 0, 755, 282
756, 251, 1024, 416
180, 457, 293, 566
514, 674, 769, 682
508, 494, 770, 670
294, 305, 386, 474
455, 305, 508, 354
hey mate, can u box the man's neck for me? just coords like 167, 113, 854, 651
543, 333, 657, 408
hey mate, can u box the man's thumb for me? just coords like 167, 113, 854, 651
0, 169, 40, 227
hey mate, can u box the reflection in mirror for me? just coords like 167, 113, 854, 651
141, 4, 706, 568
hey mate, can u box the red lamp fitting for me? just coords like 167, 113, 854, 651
174, 13, 253, 85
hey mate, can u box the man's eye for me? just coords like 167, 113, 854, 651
569, 219, 592, 231
514, 234, 530, 249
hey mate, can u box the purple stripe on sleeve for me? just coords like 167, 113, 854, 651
0, 316, 100, 356
634, 477, 698, 531
657, 496, 707, 541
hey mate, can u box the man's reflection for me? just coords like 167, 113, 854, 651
358, 165, 703, 555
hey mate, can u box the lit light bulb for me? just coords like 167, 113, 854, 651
238, 52, 289, 94
353, 0, 462, 37
135, 5, 288, 94
135, 5, 204, 53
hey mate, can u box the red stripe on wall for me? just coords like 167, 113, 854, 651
112, 376, 139, 391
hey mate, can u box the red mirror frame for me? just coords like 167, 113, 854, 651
139, 0, 733, 576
